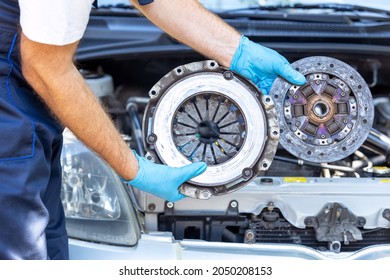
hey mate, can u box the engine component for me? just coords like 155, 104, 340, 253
81, 69, 114, 98
271, 56, 374, 163
304, 203, 365, 248
362, 128, 390, 165
143, 60, 279, 199
158, 205, 390, 252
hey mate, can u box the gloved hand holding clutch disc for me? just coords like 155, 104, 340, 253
230, 36, 306, 94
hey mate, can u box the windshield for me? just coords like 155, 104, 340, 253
98, 0, 390, 11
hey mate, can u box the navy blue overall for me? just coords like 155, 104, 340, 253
0, 0, 154, 260
0, 0, 67, 259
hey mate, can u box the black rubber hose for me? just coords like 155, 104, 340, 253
126, 101, 145, 157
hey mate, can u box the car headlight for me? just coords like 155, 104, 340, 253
61, 129, 140, 246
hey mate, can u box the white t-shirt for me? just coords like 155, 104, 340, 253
19, 0, 95, 46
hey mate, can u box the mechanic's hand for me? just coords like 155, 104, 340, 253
124, 151, 207, 202
230, 36, 306, 94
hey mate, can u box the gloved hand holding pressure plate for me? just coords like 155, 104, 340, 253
230, 36, 306, 94
124, 151, 207, 202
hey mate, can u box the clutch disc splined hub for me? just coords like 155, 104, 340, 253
271, 56, 374, 163
143, 60, 279, 199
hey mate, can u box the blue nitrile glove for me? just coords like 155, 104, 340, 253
124, 151, 207, 202
230, 36, 306, 94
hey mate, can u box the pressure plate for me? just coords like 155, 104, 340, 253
270, 56, 374, 163
143, 60, 279, 199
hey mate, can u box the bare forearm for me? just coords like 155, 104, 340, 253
20, 34, 138, 180
132, 0, 241, 67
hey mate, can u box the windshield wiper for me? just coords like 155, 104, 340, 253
91, 3, 143, 16
97, 3, 135, 9
221, 3, 390, 23
292, 3, 390, 16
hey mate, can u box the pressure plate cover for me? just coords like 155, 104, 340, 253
143, 60, 279, 199
270, 56, 374, 163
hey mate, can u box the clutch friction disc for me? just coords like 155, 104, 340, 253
270, 56, 374, 163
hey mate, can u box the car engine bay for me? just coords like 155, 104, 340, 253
65, 6, 390, 254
